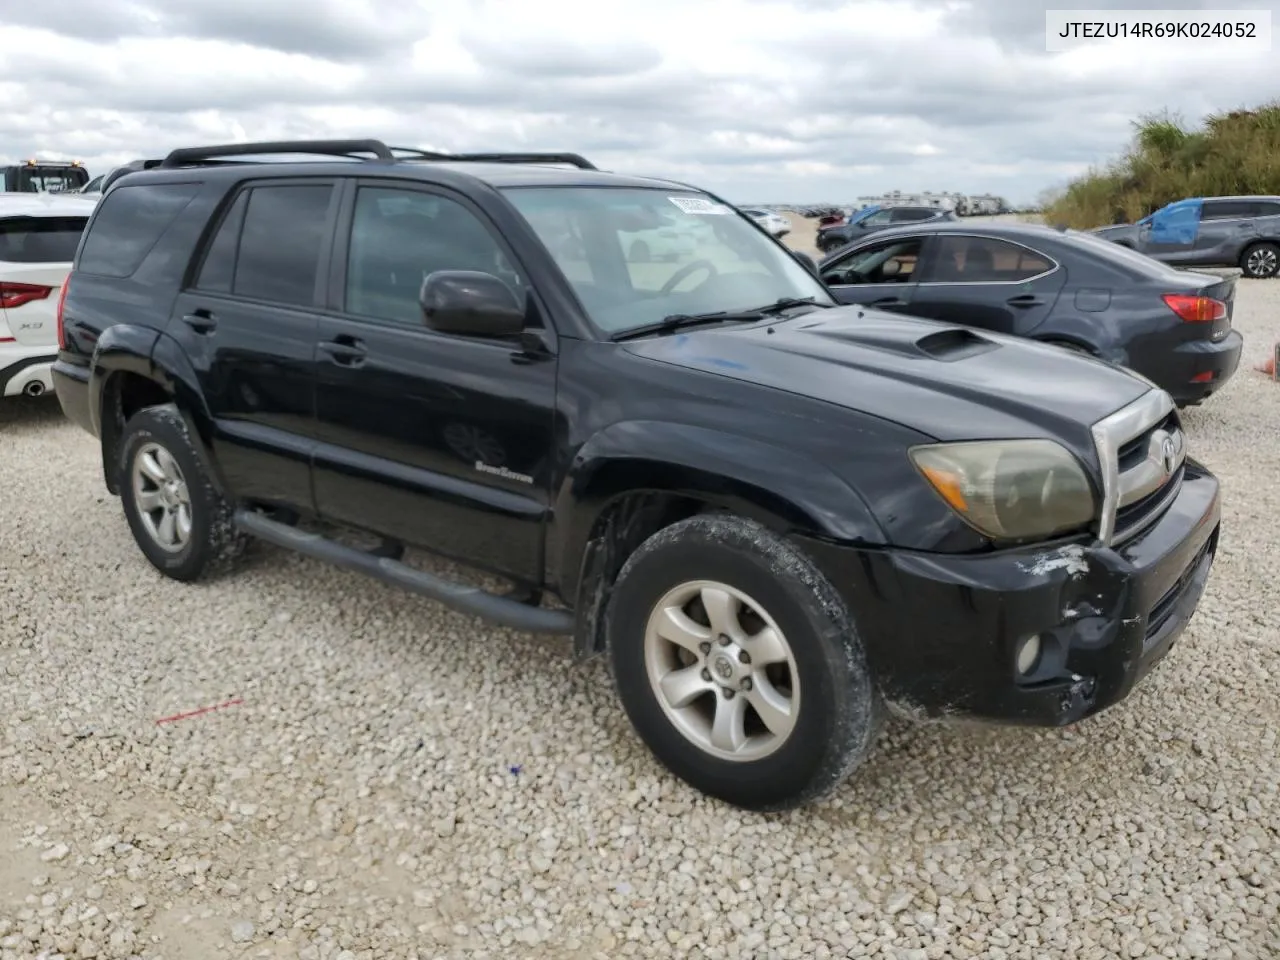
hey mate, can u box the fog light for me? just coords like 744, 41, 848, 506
1016, 634, 1043, 676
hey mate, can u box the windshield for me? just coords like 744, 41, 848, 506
10, 167, 89, 193
1066, 229, 1196, 278
502, 186, 831, 336
849, 206, 881, 224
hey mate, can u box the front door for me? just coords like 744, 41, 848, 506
1141, 199, 1202, 261
167, 178, 339, 510
310, 180, 557, 583
907, 233, 1065, 336
818, 234, 925, 311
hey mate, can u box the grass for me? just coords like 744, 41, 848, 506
1041, 101, 1280, 229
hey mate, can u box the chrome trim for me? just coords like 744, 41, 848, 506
1118, 426, 1185, 507
1112, 467, 1185, 546
1090, 388, 1176, 545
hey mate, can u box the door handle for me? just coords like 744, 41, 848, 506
871, 297, 905, 306
1007, 295, 1045, 307
318, 339, 367, 366
182, 311, 217, 334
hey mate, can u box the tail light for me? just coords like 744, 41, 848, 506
0, 281, 53, 310
1162, 293, 1227, 323
56, 280, 70, 350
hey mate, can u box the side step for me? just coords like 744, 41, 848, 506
233, 510, 574, 635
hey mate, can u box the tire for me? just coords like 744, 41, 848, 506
117, 403, 247, 582
1240, 242, 1279, 279
606, 514, 880, 811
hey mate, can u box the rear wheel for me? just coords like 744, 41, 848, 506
607, 514, 880, 811
118, 404, 247, 582
1240, 242, 1279, 279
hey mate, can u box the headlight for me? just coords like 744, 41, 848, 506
909, 439, 1097, 541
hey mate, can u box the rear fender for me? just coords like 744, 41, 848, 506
554, 420, 887, 597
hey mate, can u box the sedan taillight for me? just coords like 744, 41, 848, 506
1162, 293, 1227, 323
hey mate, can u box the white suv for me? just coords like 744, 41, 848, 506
1, 194, 97, 397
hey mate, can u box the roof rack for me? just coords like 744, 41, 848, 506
450, 152, 597, 170
160, 139, 395, 168
156, 139, 599, 172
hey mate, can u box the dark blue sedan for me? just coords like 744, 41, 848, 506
816, 221, 1244, 407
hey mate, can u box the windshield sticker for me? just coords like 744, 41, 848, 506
669, 196, 732, 215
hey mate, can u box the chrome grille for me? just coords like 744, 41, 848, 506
1090, 390, 1185, 545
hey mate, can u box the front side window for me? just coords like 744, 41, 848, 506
821, 237, 924, 285
503, 187, 830, 336
922, 236, 1053, 283
344, 186, 524, 326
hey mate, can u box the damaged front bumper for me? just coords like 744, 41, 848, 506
804, 458, 1221, 727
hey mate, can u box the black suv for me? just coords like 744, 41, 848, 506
53, 139, 1222, 811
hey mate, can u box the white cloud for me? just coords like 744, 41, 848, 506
1, 0, 1277, 204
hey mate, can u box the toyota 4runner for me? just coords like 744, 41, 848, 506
52, 140, 1221, 810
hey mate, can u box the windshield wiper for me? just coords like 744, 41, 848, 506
611, 310, 765, 342
757, 296, 832, 314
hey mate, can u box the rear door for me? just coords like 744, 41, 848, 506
1187, 199, 1259, 265
167, 178, 339, 510
0, 213, 89, 347
818, 233, 925, 310
907, 233, 1066, 336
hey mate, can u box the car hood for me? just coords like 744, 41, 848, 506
621, 307, 1151, 454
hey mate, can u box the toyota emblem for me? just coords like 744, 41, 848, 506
1160, 434, 1177, 474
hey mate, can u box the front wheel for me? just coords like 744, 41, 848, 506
1241, 242, 1279, 279
118, 404, 247, 582
607, 514, 880, 811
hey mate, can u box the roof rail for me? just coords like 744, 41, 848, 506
159, 139, 395, 168
451, 152, 597, 170
387, 146, 458, 160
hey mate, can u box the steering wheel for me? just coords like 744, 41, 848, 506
660, 259, 718, 295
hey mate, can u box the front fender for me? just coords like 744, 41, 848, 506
148, 332, 229, 495
552, 420, 888, 593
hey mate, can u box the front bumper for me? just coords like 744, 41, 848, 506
800, 458, 1221, 726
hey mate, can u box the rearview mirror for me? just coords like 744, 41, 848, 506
420, 271, 525, 337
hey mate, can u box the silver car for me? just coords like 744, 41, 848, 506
1090, 195, 1280, 279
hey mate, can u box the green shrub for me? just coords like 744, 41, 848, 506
1042, 101, 1280, 229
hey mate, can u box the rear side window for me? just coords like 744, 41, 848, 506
1252, 200, 1280, 218
78, 183, 200, 278
0, 216, 88, 263
1202, 200, 1256, 220
924, 236, 1054, 282
213, 184, 334, 307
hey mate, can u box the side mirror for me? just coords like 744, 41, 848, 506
791, 249, 821, 278
420, 270, 525, 337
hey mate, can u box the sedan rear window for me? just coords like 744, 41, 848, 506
0, 216, 88, 263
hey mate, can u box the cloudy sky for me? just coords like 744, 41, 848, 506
1, 0, 1276, 204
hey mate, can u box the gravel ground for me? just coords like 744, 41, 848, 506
2, 282, 1279, 960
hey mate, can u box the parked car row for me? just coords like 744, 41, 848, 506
36, 137, 1224, 814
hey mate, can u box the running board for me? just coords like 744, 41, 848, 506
233, 510, 573, 635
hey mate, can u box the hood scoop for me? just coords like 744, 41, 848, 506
803, 318, 998, 362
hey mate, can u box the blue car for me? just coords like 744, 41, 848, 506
1090, 196, 1280, 279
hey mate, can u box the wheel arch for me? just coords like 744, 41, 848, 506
553, 421, 887, 662
95, 328, 227, 497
